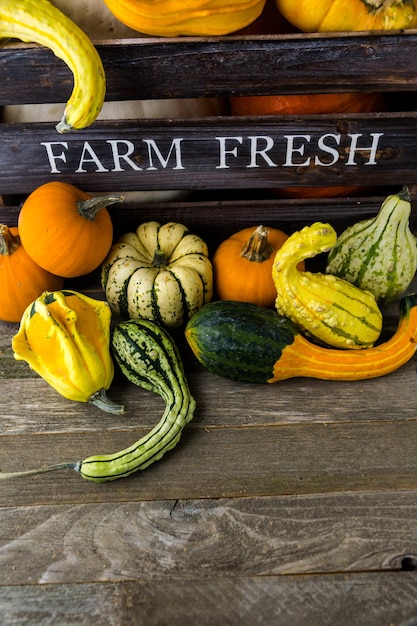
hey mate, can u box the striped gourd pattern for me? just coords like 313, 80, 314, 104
78, 318, 196, 481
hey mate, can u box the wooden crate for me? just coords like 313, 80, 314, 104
2, 30, 417, 243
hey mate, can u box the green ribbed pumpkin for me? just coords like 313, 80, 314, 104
326, 189, 417, 303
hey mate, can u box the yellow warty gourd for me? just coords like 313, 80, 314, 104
0, 0, 106, 133
272, 222, 383, 349
12, 290, 123, 413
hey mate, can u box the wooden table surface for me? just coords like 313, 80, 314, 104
1, 283, 417, 626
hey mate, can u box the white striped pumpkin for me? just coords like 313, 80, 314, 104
101, 221, 213, 329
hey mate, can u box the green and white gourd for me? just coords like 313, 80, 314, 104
326, 189, 417, 303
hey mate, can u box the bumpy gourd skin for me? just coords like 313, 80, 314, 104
272, 222, 383, 349
12, 290, 120, 411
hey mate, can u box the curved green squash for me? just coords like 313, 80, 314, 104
185, 298, 417, 383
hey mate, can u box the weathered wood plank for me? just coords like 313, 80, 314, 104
0, 114, 414, 193
1, 572, 417, 626
0, 492, 416, 585
0, 195, 389, 235
0, 355, 416, 435
1, 32, 417, 105
1, 418, 417, 506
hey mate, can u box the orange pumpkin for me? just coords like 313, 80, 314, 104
0, 224, 64, 322
18, 182, 122, 278
213, 225, 304, 308
229, 91, 386, 198
275, 0, 417, 32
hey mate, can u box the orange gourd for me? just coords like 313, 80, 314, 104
275, 0, 417, 32
18, 182, 123, 278
213, 225, 303, 308
0, 224, 63, 322
102, 0, 266, 36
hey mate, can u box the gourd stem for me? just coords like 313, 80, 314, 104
152, 248, 167, 267
0, 223, 20, 255
78, 195, 124, 221
0, 462, 78, 480
240, 225, 273, 263
88, 388, 125, 414
399, 187, 411, 202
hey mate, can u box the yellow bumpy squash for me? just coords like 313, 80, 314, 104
272, 222, 383, 349
12, 290, 123, 413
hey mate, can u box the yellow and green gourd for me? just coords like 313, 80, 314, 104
272, 222, 383, 349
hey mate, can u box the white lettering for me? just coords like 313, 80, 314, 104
144, 138, 184, 170
283, 135, 311, 167
40, 141, 68, 174
314, 134, 341, 166
216, 136, 243, 169
247, 136, 278, 168
106, 140, 142, 171
76, 141, 108, 173
346, 133, 384, 165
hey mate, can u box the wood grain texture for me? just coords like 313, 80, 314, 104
1, 492, 417, 585
0, 32, 416, 104
1, 572, 417, 626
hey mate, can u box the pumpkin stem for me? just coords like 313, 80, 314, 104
0, 223, 20, 255
88, 388, 125, 414
240, 225, 274, 263
152, 248, 167, 268
78, 195, 124, 221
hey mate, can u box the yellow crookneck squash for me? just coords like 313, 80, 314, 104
272, 222, 383, 349
102, 0, 267, 36
275, 0, 417, 32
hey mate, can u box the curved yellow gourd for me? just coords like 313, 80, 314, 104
0, 0, 106, 132
272, 222, 383, 349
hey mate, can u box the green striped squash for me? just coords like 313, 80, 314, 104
79, 317, 196, 481
326, 189, 417, 303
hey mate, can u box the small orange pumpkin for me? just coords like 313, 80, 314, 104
213, 225, 303, 308
18, 182, 123, 278
0, 224, 63, 322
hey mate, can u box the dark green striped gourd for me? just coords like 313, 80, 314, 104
185, 300, 299, 383
78, 318, 196, 481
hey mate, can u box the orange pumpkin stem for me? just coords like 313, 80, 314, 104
0, 223, 20, 256
240, 225, 273, 263
78, 195, 124, 222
